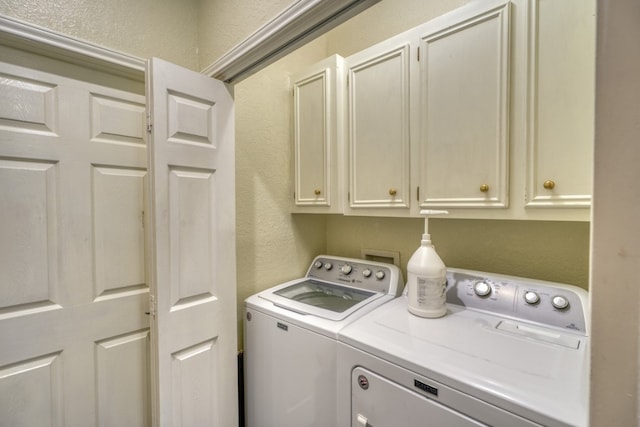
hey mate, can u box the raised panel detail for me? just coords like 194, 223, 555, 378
169, 167, 217, 309
171, 340, 218, 427
167, 91, 216, 147
92, 166, 147, 298
0, 73, 57, 135
420, 4, 510, 208
294, 70, 328, 205
526, 0, 594, 207
349, 44, 411, 208
90, 94, 145, 146
0, 353, 63, 426
0, 159, 58, 311
96, 330, 150, 427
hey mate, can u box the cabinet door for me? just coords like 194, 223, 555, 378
525, 0, 595, 208
346, 36, 412, 212
291, 55, 344, 213
417, 0, 511, 209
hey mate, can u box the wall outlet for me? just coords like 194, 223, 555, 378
360, 249, 400, 267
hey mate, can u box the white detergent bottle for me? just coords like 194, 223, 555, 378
407, 210, 448, 318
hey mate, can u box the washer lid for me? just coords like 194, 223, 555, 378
260, 279, 383, 321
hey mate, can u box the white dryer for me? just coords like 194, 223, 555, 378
337, 268, 589, 427
244, 255, 404, 427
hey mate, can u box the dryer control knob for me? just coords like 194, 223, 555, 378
324, 262, 333, 270
341, 264, 353, 275
362, 268, 372, 278
552, 295, 570, 310
473, 281, 492, 297
524, 291, 540, 305
375, 270, 385, 280
314, 261, 323, 269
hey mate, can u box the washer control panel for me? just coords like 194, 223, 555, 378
445, 268, 588, 334
306, 255, 403, 296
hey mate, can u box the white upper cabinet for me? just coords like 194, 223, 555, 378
525, 0, 595, 209
345, 34, 413, 214
290, 0, 595, 220
416, 0, 511, 209
291, 55, 345, 213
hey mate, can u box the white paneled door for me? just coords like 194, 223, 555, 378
146, 58, 237, 427
0, 46, 237, 426
0, 46, 150, 425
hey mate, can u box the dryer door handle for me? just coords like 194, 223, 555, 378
356, 414, 371, 427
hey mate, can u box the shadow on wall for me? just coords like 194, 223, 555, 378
325, 216, 590, 289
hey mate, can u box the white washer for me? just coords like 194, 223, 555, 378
337, 268, 589, 427
244, 255, 404, 427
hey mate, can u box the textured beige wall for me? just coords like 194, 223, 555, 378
0, 0, 296, 70
233, 36, 329, 344
326, 216, 590, 289
197, 0, 294, 69
0, 0, 200, 69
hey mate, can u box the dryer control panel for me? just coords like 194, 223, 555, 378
445, 268, 588, 335
306, 255, 404, 296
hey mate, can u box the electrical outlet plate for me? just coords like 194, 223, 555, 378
360, 249, 400, 267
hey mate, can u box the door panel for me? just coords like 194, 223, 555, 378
0, 352, 63, 426
0, 46, 150, 426
0, 158, 58, 308
96, 330, 151, 426
525, 0, 595, 207
347, 41, 411, 209
147, 57, 237, 427
418, 0, 510, 208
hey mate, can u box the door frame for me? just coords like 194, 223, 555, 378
0, 15, 145, 81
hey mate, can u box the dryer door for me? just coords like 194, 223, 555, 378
351, 367, 486, 427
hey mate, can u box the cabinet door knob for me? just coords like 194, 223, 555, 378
479, 184, 489, 193
314, 188, 322, 195
389, 188, 397, 196
543, 180, 556, 190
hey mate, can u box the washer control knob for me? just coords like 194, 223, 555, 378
552, 295, 570, 310
314, 261, 323, 269
341, 264, 353, 275
324, 262, 333, 271
473, 281, 492, 297
375, 270, 386, 280
524, 291, 540, 305
362, 268, 372, 278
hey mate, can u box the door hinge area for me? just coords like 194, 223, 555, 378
147, 294, 156, 317
417, 186, 420, 201
417, 47, 420, 62
146, 114, 152, 134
